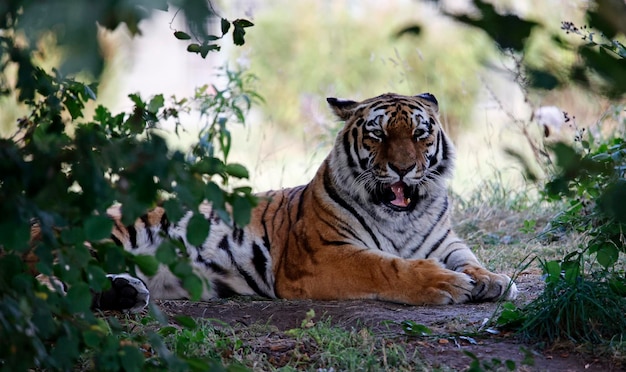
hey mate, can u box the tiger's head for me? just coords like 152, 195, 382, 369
326, 93, 455, 212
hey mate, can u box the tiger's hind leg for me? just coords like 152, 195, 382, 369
91, 274, 150, 312
35, 273, 150, 312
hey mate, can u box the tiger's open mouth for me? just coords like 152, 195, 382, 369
380, 181, 417, 211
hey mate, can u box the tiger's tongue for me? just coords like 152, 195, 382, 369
390, 181, 410, 207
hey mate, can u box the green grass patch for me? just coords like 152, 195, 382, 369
515, 278, 626, 345
154, 314, 428, 372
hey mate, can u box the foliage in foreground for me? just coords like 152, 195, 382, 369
0, 68, 259, 371
547, 136, 626, 271
428, 0, 626, 356
500, 108, 626, 349
499, 266, 626, 346
497, 131, 626, 352
0, 1, 258, 370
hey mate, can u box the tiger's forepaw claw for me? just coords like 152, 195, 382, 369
504, 279, 518, 300
470, 272, 518, 302
443, 271, 475, 304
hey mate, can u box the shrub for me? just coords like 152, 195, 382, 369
428, 0, 626, 353
0, 1, 258, 370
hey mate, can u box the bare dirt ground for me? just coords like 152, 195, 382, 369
155, 271, 615, 371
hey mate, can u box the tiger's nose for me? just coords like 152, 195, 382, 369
388, 163, 416, 178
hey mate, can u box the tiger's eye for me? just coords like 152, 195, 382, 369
371, 129, 385, 138
413, 129, 427, 141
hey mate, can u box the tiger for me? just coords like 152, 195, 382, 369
97, 92, 518, 312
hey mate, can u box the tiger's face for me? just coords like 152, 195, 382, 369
327, 93, 454, 212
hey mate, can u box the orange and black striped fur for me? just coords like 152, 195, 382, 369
108, 93, 517, 310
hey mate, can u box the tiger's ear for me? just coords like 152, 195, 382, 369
327, 97, 358, 121
416, 92, 439, 113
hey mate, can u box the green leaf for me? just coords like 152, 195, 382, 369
231, 194, 252, 226
147, 94, 164, 114
0, 222, 31, 253
199, 43, 220, 58
234, 186, 253, 195
50, 332, 81, 370
182, 274, 203, 301
221, 18, 230, 35
496, 302, 524, 326
563, 264, 580, 284
156, 241, 178, 265
86, 264, 108, 291
162, 199, 185, 222
94, 105, 111, 125
82, 330, 103, 348
174, 31, 191, 40
193, 157, 224, 175
580, 46, 626, 98
64, 96, 84, 119
186, 214, 210, 246
598, 179, 626, 224
395, 25, 422, 38
175, 315, 197, 329
119, 345, 144, 372
171, 260, 193, 277
157, 326, 179, 337
400, 320, 432, 336
205, 182, 226, 210
84, 215, 114, 241
61, 227, 86, 245
128, 93, 145, 108
232, 25, 247, 46
186, 358, 213, 371
66, 282, 92, 313
148, 302, 170, 325
187, 43, 201, 53
609, 277, 626, 296
134, 254, 159, 276
102, 244, 127, 273
233, 19, 254, 28
225, 163, 249, 179
447, 0, 538, 51
596, 244, 619, 268
126, 109, 145, 134
543, 260, 561, 284
505, 360, 517, 370
526, 68, 560, 90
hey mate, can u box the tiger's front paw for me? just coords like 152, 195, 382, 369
464, 266, 518, 302
406, 259, 475, 305
435, 269, 476, 305
92, 274, 150, 312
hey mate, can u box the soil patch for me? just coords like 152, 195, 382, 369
155, 273, 613, 371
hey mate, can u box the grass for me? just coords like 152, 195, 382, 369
458, 177, 626, 368
453, 178, 625, 370
150, 315, 429, 371
452, 176, 577, 275
517, 278, 626, 345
